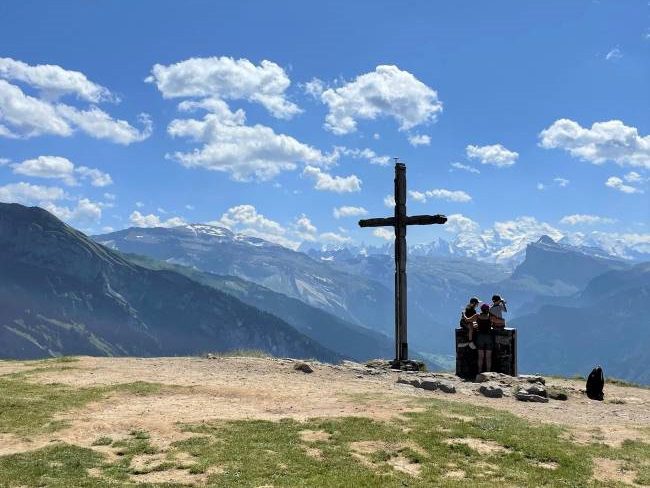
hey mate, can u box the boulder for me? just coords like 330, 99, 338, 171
475, 372, 512, 383
524, 384, 548, 398
390, 359, 426, 371
518, 375, 546, 385
515, 392, 549, 403
435, 380, 457, 394
397, 376, 422, 388
547, 388, 569, 401
479, 384, 504, 398
400, 377, 457, 393
294, 362, 313, 373
513, 383, 548, 401
420, 378, 439, 391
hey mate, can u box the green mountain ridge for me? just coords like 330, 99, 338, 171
123, 252, 397, 362
0, 203, 341, 362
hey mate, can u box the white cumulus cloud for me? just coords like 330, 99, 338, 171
212, 204, 299, 249
11, 155, 112, 187
0, 180, 103, 227
605, 176, 643, 194
409, 188, 472, 203
450, 162, 480, 174
76, 166, 113, 187
444, 214, 480, 234
335, 146, 391, 166
559, 214, 616, 226
624, 171, 645, 184
0, 181, 66, 204
129, 210, 186, 228
320, 231, 352, 244
383, 195, 396, 208
539, 119, 650, 169
333, 206, 368, 219
0, 58, 150, 144
44, 198, 103, 226
493, 216, 564, 243
303, 166, 361, 193
303, 78, 324, 98
0, 57, 113, 102
466, 144, 519, 167
55, 106, 152, 145
408, 134, 431, 147
146, 56, 301, 119
167, 102, 329, 181
318, 65, 442, 135
12, 156, 76, 185
293, 213, 318, 241
373, 227, 393, 241
0, 79, 72, 138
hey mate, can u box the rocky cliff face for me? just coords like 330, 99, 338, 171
513, 262, 650, 384
0, 203, 340, 361
95, 225, 396, 333
512, 235, 628, 290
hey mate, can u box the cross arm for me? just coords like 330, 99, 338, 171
405, 214, 447, 225
358, 217, 396, 228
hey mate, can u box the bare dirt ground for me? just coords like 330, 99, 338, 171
2, 356, 649, 458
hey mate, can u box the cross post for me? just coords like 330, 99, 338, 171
359, 161, 447, 364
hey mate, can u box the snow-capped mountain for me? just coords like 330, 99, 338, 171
95, 224, 396, 333
0, 204, 340, 362
306, 230, 650, 268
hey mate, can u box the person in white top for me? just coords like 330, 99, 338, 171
490, 294, 507, 328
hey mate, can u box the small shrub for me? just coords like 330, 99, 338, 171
91, 436, 113, 446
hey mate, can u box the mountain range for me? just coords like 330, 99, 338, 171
0, 203, 340, 362
1, 203, 648, 383
514, 262, 650, 384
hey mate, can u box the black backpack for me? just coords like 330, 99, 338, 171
586, 366, 604, 401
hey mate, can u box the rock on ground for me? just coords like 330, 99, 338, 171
479, 384, 504, 399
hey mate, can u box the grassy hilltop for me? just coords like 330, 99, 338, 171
0, 355, 648, 487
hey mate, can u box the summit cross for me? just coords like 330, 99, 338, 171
358, 161, 447, 363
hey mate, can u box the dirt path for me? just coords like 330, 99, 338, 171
2, 356, 648, 456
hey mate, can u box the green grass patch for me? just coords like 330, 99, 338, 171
0, 444, 104, 488
167, 399, 650, 487
0, 376, 106, 436
0, 374, 172, 436
0, 365, 648, 487
91, 436, 113, 447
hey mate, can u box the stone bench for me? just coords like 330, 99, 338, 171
455, 327, 517, 379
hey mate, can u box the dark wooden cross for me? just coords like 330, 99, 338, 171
359, 161, 447, 363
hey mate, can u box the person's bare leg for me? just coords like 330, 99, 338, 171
468, 326, 476, 349
478, 349, 485, 373
485, 350, 492, 372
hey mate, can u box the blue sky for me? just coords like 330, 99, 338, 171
0, 0, 648, 255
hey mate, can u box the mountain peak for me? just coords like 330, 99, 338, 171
536, 235, 558, 246
181, 223, 233, 238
